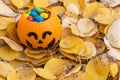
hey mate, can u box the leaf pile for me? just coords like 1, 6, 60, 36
0, 0, 120, 80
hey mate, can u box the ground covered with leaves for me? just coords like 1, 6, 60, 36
0, 0, 120, 80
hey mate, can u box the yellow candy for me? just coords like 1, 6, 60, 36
40, 13, 49, 19
23, 14, 29, 18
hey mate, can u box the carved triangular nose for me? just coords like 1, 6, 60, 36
38, 40, 43, 44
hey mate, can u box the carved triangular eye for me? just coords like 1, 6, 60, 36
42, 31, 52, 39
27, 32, 38, 40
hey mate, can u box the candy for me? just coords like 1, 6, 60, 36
40, 13, 49, 19
25, 8, 51, 22
27, 10, 31, 15
27, 16, 34, 21
36, 8, 44, 14
35, 16, 44, 22
30, 11, 37, 17
24, 14, 29, 18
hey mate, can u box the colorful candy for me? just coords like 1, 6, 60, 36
27, 16, 34, 21
35, 16, 44, 22
26, 7, 50, 22
40, 13, 49, 19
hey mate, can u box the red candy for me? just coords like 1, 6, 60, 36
27, 16, 34, 21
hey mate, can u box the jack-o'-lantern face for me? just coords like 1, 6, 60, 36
17, 8, 62, 49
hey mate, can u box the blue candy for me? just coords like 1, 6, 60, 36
35, 16, 44, 22
32, 8, 36, 12
30, 11, 37, 17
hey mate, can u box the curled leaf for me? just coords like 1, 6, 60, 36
67, 4, 79, 15
106, 19, 120, 48
0, 0, 17, 17
0, 37, 23, 51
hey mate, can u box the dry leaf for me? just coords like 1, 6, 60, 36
106, 19, 120, 48
10, 0, 30, 9
93, 7, 116, 24
9, 60, 28, 68
66, 4, 79, 15
85, 57, 109, 80
33, 0, 49, 8
49, 6, 65, 15
63, 0, 80, 9
0, 76, 6, 80
44, 58, 65, 76
62, 17, 78, 28
62, 64, 81, 78
7, 67, 36, 80
101, 0, 120, 7
110, 62, 119, 77
7, 22, 20, 43
107, 48, 120, 60
0, 37, 23, 51
60, 36, 85, 54
0, 0, 17, 17
0, 16, 16, 30
0, 46, 19, 61
83, 2, 104, 18
77, 18, 95, 34
33, 68, 57, 80
0, 61, 14, 77
48, 0, 58, 5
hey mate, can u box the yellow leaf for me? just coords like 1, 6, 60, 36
0, 76, 6, 80
49, 6, 65, 15
93, 7, 115, 24
63, 0, 80, 9
33, 68, 57, 80
80, 72, 96, 80
61, 51, 76, 60
0, 16, 15, 30
0, 46, 19, 61
9, 60, 28, 68
0, 61, 14, 77
0, 37, 23, 51
7, 22, 19, 43
110, 62, 119, 77
80, 44, 92, 57
34, 0, 49, 8
60, 36, 85, 54
79, 0, 86, 13
85, 57, 109, 80
10, 0, 30, 9
44, 58, 65, 76
83, 2, 104, 18
7, 67, 36, 80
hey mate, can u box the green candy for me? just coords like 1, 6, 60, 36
27, 10, 31, 15
36, 8, 44, 14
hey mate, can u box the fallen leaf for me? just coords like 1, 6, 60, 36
0, 61, 14, 77
33, 68, 57, 80
33, 0, 49, 8
7, 67, 36, 80
10, 0, 30, 9
0, 46, 19, 61
110, 62, 119, 77
0, 37, 23, 51
0, 0, 17, 17
85, 57, 109, 80
0, 16, 16, 30
106, 19, 120, 48
44, 58, 65, 76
